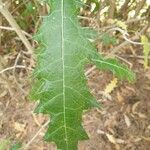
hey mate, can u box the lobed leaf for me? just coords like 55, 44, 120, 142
30, 0, 135, 149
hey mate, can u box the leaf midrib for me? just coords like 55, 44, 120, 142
61, 0, 69, 149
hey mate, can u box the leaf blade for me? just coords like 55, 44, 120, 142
30, 0, 135, 149
91, 56, 135, 82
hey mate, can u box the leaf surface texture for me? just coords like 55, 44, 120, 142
30, 0, 135, 149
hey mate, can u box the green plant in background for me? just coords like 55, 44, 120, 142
0, 138, 22, 150
0, 139, 10, 150
10, 142, 22, 150
30, 0, 135, 149
141, 35, 150, 70
100, 33, 117, 46
15, 0, 37, 30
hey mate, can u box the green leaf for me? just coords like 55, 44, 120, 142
0, 139, 10, 150
30, 0, 135, 149
80, 27, 98, 40
91, 55, 135, 81
141, 35, 150, 70
101, 33, 117, 45
10, 143, 22, 150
